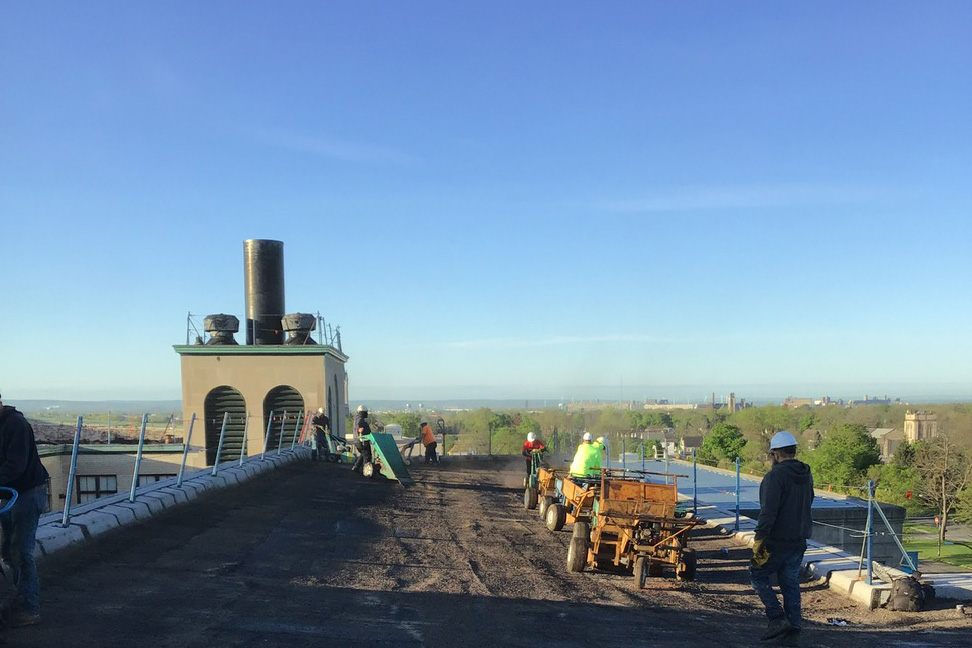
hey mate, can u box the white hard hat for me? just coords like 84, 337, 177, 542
357, 405, 368, 413
769, 430, 798, 450
420, 419, 428, 426
582, 432, 592, 442
596, 436, 605, 445
317, 407, 324, 414
527, 432, 536, 442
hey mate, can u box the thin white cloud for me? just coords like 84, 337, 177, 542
600, 183, 886, 213
254, 129, 419, 165
445, 334, 662, 349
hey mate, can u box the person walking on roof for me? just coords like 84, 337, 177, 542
569, 432, 602, 479
420, 420, 438, 463
522, 432, 546, 476
311, 407, 330, 461
0, 393, 49, 628
351, 405, 372, 473
750, 430, 814, 644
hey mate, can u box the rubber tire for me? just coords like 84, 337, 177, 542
546, 503, 566, 532
572, 520, 590, 539
524, 486, 539, 510
634, 556, 647, 589
567, 535, 588, 573
362, 462, 375, 478
539, 496, 553, 519
523, 476, 529, 489
677, 548, 697, 582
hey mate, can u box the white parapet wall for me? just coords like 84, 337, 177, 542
33, 447, 311, 558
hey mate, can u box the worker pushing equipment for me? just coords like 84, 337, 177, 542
569, 432, 602, 479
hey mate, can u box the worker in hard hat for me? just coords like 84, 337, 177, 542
749, 430, 814, 643
311, 407, 330, 461
569, 432, 602, 479
420, 419, 439, 463
351, 405, 372, 473
521, 431, 546, 477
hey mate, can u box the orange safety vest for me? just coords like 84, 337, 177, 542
421, 424, 436, 446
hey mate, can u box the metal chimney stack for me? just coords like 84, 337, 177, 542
243, 239, 285, 345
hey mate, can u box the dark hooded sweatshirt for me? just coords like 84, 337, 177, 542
754, 458, 814, 549
0, 405, 50, 493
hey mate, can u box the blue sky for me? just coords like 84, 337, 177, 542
2, 2, 970, 403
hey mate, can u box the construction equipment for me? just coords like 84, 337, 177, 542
567, 468, 698, 584
540, 469, 602, 541
357, 432, 414, 487
523, 449, 552, 509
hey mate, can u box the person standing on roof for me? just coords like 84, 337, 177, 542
311, 407, 330, 461
569, 432, 602, 479
351, 405, 372, 473
750, 430, 814, 644
0, 393, 49, 627
521, 432, 546, 476
420, 419, 438, 463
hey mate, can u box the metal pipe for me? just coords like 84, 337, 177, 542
60, 416, 84, 527
866, 479, 874, 585
211, 411, 230, 476
261, 410, 274, 461
243, 239, 285, 345
129, 413, 149, 503
290, 410, 303, 450
239, 412, 250, 466
873, 498, 917, 572
277, 410, 288, 453
176, 413, 196, 487
693, 449, 698, 516
622, 438, 626, 471
734, 456, 741, 532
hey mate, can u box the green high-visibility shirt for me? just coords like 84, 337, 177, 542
569, 442, 602, 477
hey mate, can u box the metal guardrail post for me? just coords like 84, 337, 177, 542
873, 497, 917, 572
129, 413, 149, 502
734, 456, 741, 532
176, 413, 196, 487
693, 449, 698, 516
290, 410, 303, 450
276, 410, 288, 454
262, 410, 274, 461
239, 412, 250, 466
621, 439, 626, 471
60, 416, 84, 527
866, 479, 874, 585
211, 411, 230, 476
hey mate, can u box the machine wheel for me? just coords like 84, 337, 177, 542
567, 535, 588, 573
539, 496, 553, 519
572, 520, 590, 539
545, 503, 566, 532
676, 548, 697, 582
647, 561, 664, 577
633, 556, 647, 589
523, 487, 538, 510
523, 476, 529, 489
362, 462, 375, 478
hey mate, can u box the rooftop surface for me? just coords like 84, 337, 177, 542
10, 459, 970, 647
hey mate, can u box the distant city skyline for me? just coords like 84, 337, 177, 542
2, 4, 970, 403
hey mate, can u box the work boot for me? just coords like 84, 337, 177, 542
760, 618, 791, 642
779, 628, 801, 647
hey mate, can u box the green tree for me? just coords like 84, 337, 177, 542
700, 422, 747, 462
385, 412, 421, 438
803, 423, 881, 492
913, 434, 972, 555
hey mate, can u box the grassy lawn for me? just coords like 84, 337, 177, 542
904, 522, 938, 534
903, 536, 972, 569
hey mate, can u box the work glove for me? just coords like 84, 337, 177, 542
751, 538, 771, 569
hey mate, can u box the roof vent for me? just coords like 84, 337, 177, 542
282, 313, 317, 345
203, 314, 240, 345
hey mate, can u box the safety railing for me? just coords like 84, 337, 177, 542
56, 410, 309, 527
